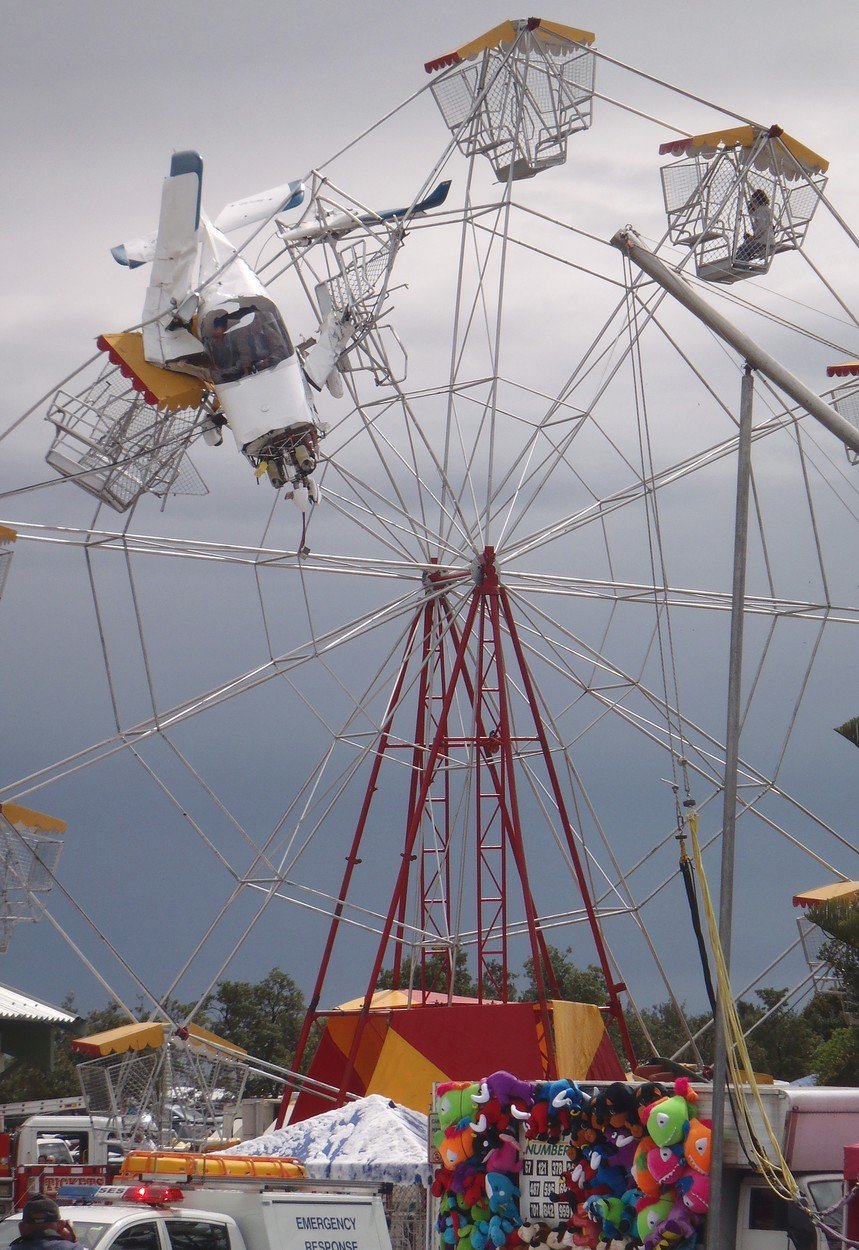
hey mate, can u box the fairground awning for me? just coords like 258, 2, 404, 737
73, 1020, 246, 1057
792, 881, 859, 908
658, 125, 828, 176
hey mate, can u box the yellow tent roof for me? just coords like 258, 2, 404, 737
334, 989, 414, 1012
332, 988, 502, 1012
98, 333, 206, 412
0, 802, 66, 834
793, 880, 859, 908
73, 1020, 247, 1057
659, 125, 828, 177
425, 18, 595, 74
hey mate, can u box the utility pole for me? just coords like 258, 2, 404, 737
608, 227, 859, 1248
708, 364, 754, 1250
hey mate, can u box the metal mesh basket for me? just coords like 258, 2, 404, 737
660, 140, 827, 284
0, 813, 63, 953
318, 235, 399, 335
832, 383, 859, 466
77, 1035, 249, 1148
796, 915, 842, 996
45, 362, 208, 512
431, 29, 595, 180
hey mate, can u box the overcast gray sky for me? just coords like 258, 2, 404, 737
1, 1, 858, 1040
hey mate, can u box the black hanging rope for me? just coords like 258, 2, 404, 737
677, 821, 718, 1016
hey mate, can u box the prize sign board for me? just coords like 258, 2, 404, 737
263, 1192, 394, 1250
519, 1137, 569, 1222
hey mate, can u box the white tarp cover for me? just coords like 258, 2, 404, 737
226, 1094, 430, 1185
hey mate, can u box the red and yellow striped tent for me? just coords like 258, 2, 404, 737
293, 994, 624, 1120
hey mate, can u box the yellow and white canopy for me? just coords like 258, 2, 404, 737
73, 1020, 247, 1057
425, 18, 595, 74
659, 125, 828, 179
793, 880, 859, 908
0, 802, 66, 834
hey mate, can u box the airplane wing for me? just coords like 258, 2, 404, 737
359, 179, 452, 225
213, 179, 305, 232
140, 151, 206, 369
277, 179, 452, 243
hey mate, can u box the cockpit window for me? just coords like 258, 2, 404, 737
200, 297, 294, 385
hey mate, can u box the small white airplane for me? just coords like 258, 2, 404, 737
110, 152, 450, 507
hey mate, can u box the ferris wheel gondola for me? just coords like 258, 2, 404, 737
659, 124, 829, 284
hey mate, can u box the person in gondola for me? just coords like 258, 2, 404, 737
735, 187, 773, 263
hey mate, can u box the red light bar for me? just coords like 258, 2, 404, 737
127, 1185, 184, 1205
94, 1184, 184, 1206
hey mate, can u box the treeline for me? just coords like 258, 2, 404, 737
0, 967, 305, 1102
2, 931, 856, 1104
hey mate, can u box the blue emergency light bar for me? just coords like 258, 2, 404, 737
56, 1186, 103, 1203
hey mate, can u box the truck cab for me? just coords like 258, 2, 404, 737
1, 1114, 124, 1212
13, 1116, 123, 1170
736, 1175, 841, 1250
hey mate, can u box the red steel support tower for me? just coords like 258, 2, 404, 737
279, 548, 634, 1122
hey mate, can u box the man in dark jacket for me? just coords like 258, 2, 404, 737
11, 1197, 79, 1250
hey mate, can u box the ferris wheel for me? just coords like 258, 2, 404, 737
1, 17, 858, 1096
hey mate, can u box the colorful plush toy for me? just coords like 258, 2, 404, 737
604, 1124, 640, 1170
646, 1142, 686, 1188
555, 1157, 604, 1204
481, 1129, 522, 1175
473, 1071, 536, 1113
486, 1171, 521, 1216
454, 1167, 493, 1209
516, 1224, 553, 1247
631, 1135, 661, 1202
642, 1200, 698, 1250
682, 1118, 711, 1175
527, 1080, 584, 1141
591, 1081, 641, 1132
583, 1195, 626, 1242
678, 1170, 710, 1216
642, 1078, 698, 1148
635, 1196, 673, 1246
439, 1125, 477, 1169
566, 1207, 600, 1250
438, 1082, 482, 1131
524, 1100, 553, 1141
588, 1150, 628, 1199
488, 1213, 519, 1247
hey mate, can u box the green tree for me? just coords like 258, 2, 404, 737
519, 946, 608, 1005
377, 948, 478, 997
812, 1026, 859, 1084
739, 989, 819, 1082
209, 968, 305, 1094
801, 897, 858, 1085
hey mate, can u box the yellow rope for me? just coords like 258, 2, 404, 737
687, 810, 801, 1202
